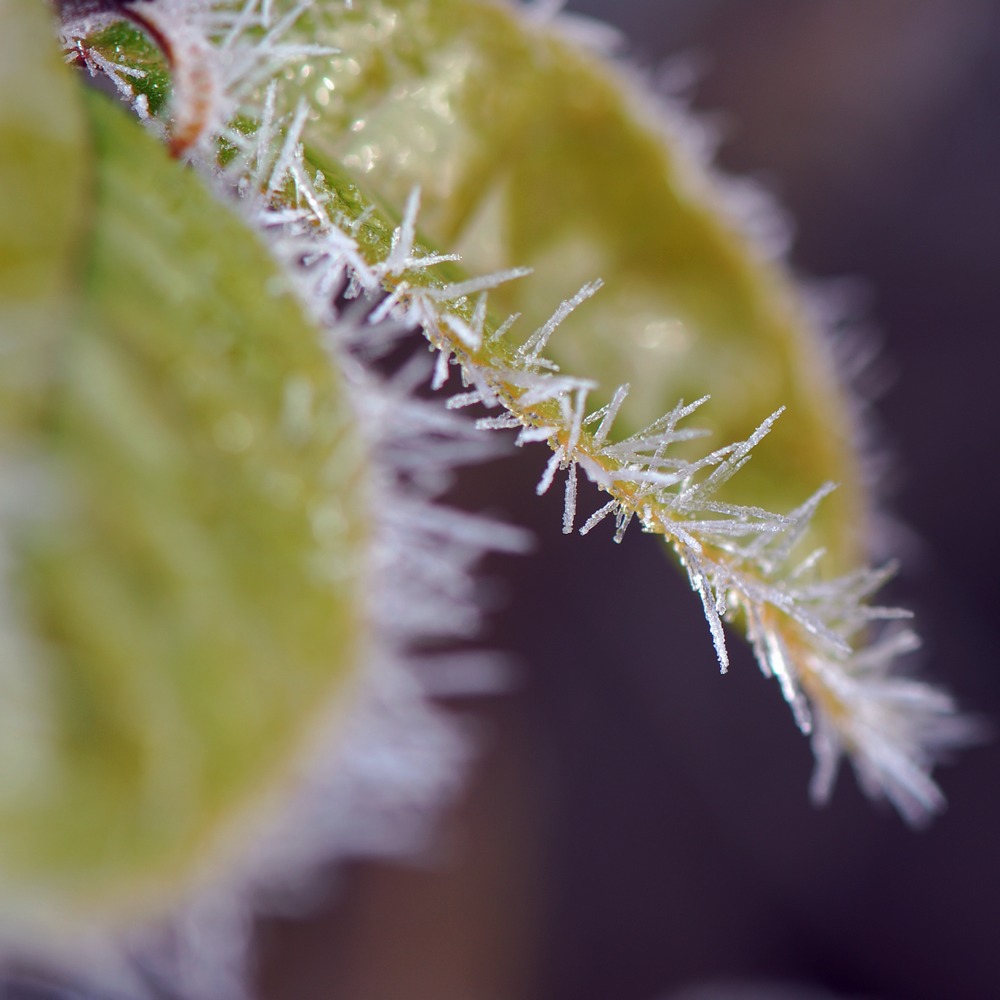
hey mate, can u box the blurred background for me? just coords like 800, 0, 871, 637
254, 2, 1000, 1000
15, 2, 1000, 998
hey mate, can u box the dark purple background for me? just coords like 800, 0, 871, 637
519, 4, 1000, 999
525, 4, 1000, 999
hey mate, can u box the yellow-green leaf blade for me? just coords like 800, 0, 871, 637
0, 82, 369, 930
284, 0, 869, 572
0, 0, 89, 432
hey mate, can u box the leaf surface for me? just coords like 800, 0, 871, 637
0, 15, 368, 928
278, 0, 869, 571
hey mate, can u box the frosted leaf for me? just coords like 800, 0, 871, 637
57, 0, 977, 950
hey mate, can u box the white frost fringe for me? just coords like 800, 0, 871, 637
202, 0, 974, 830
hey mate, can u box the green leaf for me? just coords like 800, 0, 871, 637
277, 0, 870, 572
0, 33, 369, 929
0, 0, 88, 431
81, 19, 173, 117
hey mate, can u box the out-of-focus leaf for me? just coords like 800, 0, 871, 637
0, 35, 368, 931
0, 0, 88, 430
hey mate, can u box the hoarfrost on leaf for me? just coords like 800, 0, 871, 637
22, 0, 982, 990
